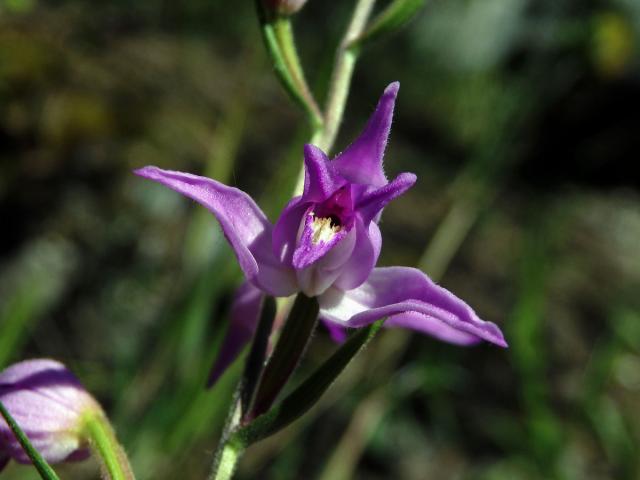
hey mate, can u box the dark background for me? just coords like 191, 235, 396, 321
1, 0, 639, 478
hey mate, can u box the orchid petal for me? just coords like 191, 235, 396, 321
333, 218, 381, 291
296, 225, 357, 297
333, 82, 399, 187
208, 282, 264, 387
0, 452, 8, 472
0, 359, 95, 465
293, 208, 351, 270
319, 267, 507, 347
356, 172, 417, 224
272, 197, 307, 265
303, 144, 345, 202
322, 320, 347, 343
135, 166, 296, 296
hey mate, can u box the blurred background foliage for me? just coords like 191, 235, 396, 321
1, 0, 640, 479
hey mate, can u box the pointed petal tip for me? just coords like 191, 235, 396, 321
304, 143, 325, 156
303, 144, 330, 166
397, 171, 417, 187
133, 165, 160, 178
384, 81, 400, 97
484, 323, 508, 348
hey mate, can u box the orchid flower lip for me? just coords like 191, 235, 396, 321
308, 212, 341, 244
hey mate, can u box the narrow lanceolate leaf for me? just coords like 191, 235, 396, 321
241, 296, 277, 416
354, 0, 426, 47
0, 400, 61, 480
249, 294, 319, 419
233, 318, 385, 446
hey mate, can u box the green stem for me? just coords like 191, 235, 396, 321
209, 398, 242, 480
318, 0, 377, 152
273, 17, 324, 129
256, 1, 323, 129
83, 411, 135, 480
210, 438, 244, 480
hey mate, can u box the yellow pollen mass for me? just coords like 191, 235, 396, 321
310, 214, 341, 244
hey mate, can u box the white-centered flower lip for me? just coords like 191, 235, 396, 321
309, 213, 342, 244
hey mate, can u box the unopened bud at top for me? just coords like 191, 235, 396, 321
0, 359, 100, 471
263, 0, 308, 16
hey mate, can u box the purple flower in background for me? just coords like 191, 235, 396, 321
135, 82, 507, 384
262, 0, 308, 15
0, 359, 98, 471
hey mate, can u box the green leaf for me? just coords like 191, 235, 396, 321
249, 294, 319, 418
0, 400, 61, 480
234, 318, 385, 446
240, 296, 277, 416
355, 0, 426, 47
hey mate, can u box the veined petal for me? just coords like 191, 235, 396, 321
356, 172, 417, 224
208, 282, 264, 387
332, 82, 399, 187
303, 144, 345, 202
319, 267, 507, 347
135, 166, 296, 296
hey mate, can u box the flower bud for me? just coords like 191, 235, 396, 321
263, 0, 308, 16
0, 359, 100, 470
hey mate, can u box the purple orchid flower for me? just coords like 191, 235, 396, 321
135, 82, 507, 384
0, 359, 99, 471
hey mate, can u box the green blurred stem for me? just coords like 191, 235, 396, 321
210, 397, 241, 480
256, 1, 323, 129
317, 0, 376, 153
418, 186, 495, 280
272, 18, 323, 129
0, 400, 61, 480
353, 0, 426, 48
83, 411, 135, 480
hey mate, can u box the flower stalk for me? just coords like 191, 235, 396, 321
352, 0, 426, 48
82, 412, 135, 480
256, 0, 323, 130
317, 0, 377, 153
210, 437, 243, 480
